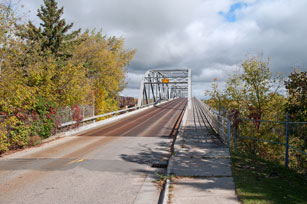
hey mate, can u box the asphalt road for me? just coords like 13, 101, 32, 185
0, 98, 187, 204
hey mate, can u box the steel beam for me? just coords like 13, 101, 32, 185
138, 69, 192, 107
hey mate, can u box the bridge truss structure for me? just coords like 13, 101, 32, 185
138, 69, 192, 109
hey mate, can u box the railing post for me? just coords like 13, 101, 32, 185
69, 109, 71, 122
227, 119, 231, 148
92, 96, 95, 117
285, 113, 289, 168
218, 97, 221, 136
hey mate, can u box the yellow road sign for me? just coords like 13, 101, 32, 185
162, 78, 169, 83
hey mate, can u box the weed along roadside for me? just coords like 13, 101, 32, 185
231, 153, 307, 204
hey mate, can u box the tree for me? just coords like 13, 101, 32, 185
72, 30, 135, 114
0, 1, 135, 154
205, 56, 307, 172
18, 0, 80, 56
285, 70, 307, 122
206, 56, 285, 157
241, 57, 273, 120
223, 56, 283, 122
0, 2, 88, 152
15, 0, 89, 108
224, 68, 245, 113
284, 70, 307, 172
204, 77, 220, 110
0, 2, 17, 75
0, 3, 38, 152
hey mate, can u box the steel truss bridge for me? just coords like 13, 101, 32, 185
137, 69, 192, 109
0, 68, 240, 204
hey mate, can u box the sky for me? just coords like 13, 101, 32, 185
19, 0, 307, 99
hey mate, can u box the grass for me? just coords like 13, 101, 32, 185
231, 152, 307, 204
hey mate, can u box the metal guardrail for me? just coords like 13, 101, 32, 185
195, 98, 231, 147
236, 119, 307, 168
0, 100, 169, 129
236, 117, 307, 164
57, 105, 95, 125
59, 100, 169, 128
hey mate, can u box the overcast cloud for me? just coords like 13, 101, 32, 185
21, 0, 307, 98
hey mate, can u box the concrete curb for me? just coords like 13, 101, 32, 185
134, 173, 160, 204
161, 107, 189, 204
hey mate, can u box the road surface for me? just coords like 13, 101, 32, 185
0, 98, 187, 204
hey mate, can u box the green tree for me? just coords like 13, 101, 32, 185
1, 2, 17, 75
224, 69, 245, 113
19, 0, 80, 57
206, 56, 286, 161
285, 70, 307, 172
241, 57, 272, 120
205, 77, 221, 110
223, 56, 283, 121
285, 70, 307, 122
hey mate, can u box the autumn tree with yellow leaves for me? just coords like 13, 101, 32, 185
0, 0, 135, 153
73, 31, 135, 115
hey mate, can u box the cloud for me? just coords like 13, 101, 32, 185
20, 0, 307, 99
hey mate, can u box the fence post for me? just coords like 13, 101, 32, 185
227, 119, 231, 148
285, 113, 289, 168
218, 96, 221, 115
234, 127, 237, 152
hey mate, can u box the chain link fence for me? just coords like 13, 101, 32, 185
56, 105, 94, 125
202, 100, 307, 174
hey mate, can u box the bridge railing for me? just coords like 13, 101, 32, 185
195, 98, 231, 147
199, 100, 307, 171
58, 100, 169, 128
0, 100, 169, 132
57, 105, 95, 126
235, 117, 307, 170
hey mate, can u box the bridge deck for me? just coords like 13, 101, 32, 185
170, 97, 239, 204
0, 99, 186, 204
